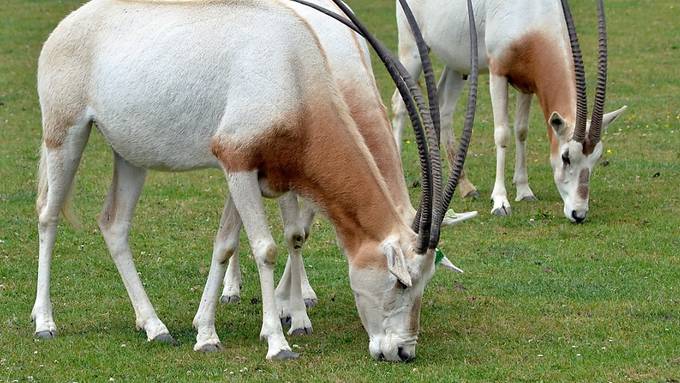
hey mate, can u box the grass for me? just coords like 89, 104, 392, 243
1, 0, 679, 381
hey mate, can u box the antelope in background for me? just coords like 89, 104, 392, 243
391, 0, 627, 222
33, 0, 478, 361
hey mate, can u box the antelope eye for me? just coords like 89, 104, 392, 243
561, 151, 571, 166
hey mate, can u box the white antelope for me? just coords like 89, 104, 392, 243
391, 0, 627, 222
216, 0, 476, 330
33, 0, 478, 361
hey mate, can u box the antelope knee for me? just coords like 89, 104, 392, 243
515, 126, 528, 142
214, 239, 238, 265
253, 240, 277, 266
38, 211, 59, 228
494, 125, 511, 148
439, 109, 455, 124
97, 216, 129, 239
284, 226, 305, 250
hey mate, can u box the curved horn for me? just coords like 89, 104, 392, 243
396, 0, 444, 250
437, 0, 478, 239
560, 0, 588, 143
589, 0, 607, 145
291, 0, 439, 253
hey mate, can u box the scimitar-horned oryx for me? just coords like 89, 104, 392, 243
33, 0, 478, 361
391, 0, 627, 222
216, 0, 476, 333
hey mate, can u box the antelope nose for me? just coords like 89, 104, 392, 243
398, 346, 414, 362
571, 210, 587, 223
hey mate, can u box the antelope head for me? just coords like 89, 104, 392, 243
300, 0, 479, 361
551, 0, 627, 223
347, 231, 433, 362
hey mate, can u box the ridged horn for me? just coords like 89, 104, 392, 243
589, 0, 608, 145
396, 0, 444, 251
560, 0, 588, 143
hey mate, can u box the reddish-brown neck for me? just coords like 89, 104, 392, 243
339, 83, 413, 218
299, 101, 407, 253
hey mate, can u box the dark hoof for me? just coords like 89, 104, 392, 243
463, 190, 480, 199
290, 327, 312, 336
492, 206, 511, 216
270, 349, 299, 361
280, 316, 292, 328
304, 298, 317, 308
196, 342, 223, 353
519, 195, 538, 202
152, 333, 179, 346
35, 330, 56, 339
220, 295, 240, 304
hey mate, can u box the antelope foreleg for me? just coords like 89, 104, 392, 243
227, 171, 296, 360
513, 92, 536, 201
275, 193, 312, 336
194, 196, 241, 352
490, 74, 512, 216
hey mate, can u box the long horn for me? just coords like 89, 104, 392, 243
291, 0, 438, 253
589, 0, 607, 145
436, 0, 478, 239
560, 0, 588, 143
396, 0, 444, 250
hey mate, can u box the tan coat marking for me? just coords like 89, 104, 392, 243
409, 296, 421, 333
489, 31, 576, 157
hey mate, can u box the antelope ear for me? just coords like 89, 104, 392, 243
602, 105, 628, 130
549, 112, 568, 137
441, 210, 478, 227
381, 241, 412, 287
439, 256, 464, 273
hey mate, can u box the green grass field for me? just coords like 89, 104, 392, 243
1, 0, 679, 381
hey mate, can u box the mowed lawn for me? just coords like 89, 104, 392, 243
1, 0, 679, 381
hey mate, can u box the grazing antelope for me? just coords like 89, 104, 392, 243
391, 0, 627, 221
33, 0, 478, 361
216, 0, 476, 332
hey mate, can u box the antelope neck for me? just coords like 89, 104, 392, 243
339, 83, 414, 219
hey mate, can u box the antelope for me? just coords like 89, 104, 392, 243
216, 0, 476, 331
33, 0, 478, 361
391, 0, 627, 222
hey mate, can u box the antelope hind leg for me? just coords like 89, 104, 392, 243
33, 120, 91, 339
98, 152, 176, 344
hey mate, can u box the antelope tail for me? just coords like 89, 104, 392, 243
36, 143, 48, 215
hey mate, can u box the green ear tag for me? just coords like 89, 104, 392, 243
435, 248, 445, 265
